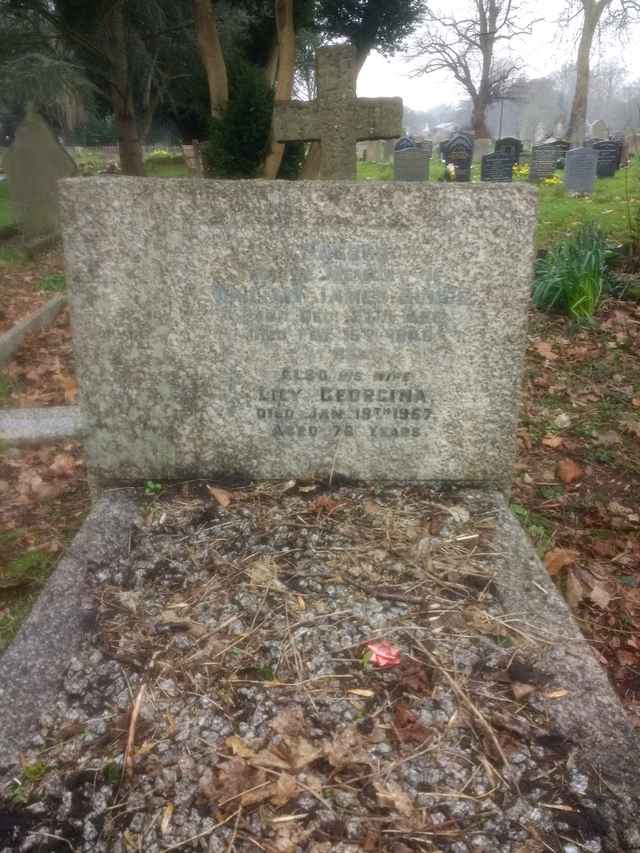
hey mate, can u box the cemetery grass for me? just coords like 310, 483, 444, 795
0, 180, 13, 228
357, 160, 640, 250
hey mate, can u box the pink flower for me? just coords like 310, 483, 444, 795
366, 640, 401, 669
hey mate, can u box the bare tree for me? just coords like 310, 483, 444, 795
411, 1, 537, 138
564, 1, 640, 144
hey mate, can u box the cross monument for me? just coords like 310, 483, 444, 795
272, 44, 402, 179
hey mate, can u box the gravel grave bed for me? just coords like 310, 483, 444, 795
0, 484, 616, 852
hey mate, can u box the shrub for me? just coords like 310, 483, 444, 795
205, 59, 273, 178
533, 225, 615, 320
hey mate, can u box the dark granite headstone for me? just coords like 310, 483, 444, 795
593, 141, 619, 178
494, 137, 523, 164
564, 147, 598, 194
445, 133, 474, 182
395, 136, 416, 152
481, 153, 513, 183
393, 147, 430, 182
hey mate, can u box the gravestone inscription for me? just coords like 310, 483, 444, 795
480, 153, 513, 183
394, 147, 430, 182
4, 110, 77, 238
564, 147, 598, 194
272, 44, 402, 179
593, 140, 619, 177
61, 178, 537, 491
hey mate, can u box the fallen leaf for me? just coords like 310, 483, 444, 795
543, 689, 569, 700
207, 485, 233, 507
248, 556, 286, 591
270, 708, 308, 737
49, 452, 77, 477
565, 570, 586, 609
596, 430, 621, 447
366, 640, 401, 668
557, 458, 583, 484
373, 780, 414, 817
269, 773, 299, 807
589, 582, 611, 610
310, 494, 340, 514
542, 435, 564, 449
621, 416, 640, 439
511, 682, 537, 701
324, 727, 371, 769
348, 689, 375, 698
544, 548, 579, 576
535, 341, 558, 361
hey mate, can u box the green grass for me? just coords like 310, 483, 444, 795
39, 273, 66, 292
144, 158, 189, 177
356, 158, 640, 250
0, 549, 54, 653
0, 179, 14, 228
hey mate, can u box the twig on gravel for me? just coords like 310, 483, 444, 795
411, 636, 512, 775
162, 808, 241, 852
225, 806, 242, 852
123, 683, 146, 781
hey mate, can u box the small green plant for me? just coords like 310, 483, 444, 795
144, 480, 162, 496
533, 225, 614, 320
22, 761, 49, 784
0, 373, 14, 405
39, 273, 65, 292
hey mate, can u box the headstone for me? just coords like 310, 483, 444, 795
480, 153, 513, 183
4, 110, 77, 239
593, 140, 619, 178
495, 137, 523, 165
61, 178, 537, 492
394, 136, 416, 152
612, 132, 625, 168
272, 44, 402, 179
592, 119, 609, 140
445, 133, 474, 182
416, 140, 433, 159
529, 144, 560, 182
393, 147, 430, 182
564, 147, 598, 194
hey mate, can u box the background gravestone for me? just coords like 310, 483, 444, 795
481, 153, 513, 182
564, 147, 598, 194
592, 119, 609, 140
4, 110, 77, 238
61, 178, 537, 492
394, 136, 416, 152
529, 144, 559, 182
394, 147, 430, 182
495, 137, 523, 164
445, 133, 473, 181
593, 140, 619, 177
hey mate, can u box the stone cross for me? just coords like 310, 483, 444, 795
272, 44, 402, 179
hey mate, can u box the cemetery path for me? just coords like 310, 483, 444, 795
514, 297, 640, 725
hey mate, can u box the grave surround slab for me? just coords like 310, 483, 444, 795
61, 178, 538, 492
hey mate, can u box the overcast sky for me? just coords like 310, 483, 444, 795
357, 1, 640, 111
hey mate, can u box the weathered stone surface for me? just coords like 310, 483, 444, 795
0, 405, 86, 447
272, 44, 402, 179
0, 491, 138, 767
61, 177, 537, 491
4, 110, 77, 238
564, 146, 598, 194
393, 147, 430, 182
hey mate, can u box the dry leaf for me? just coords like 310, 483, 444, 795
542, 435, 564, 449
565, 570, 586, 609
511, 682, 537, 701
543, 689, 569, 700
544, 548, 579, 576
557, 458, 583, 484
226, 735, 257, 759
160, 803, 174, 835
270, 708, 308, 737
348, 689, 375, 698
283, 736, 323, 770
535, 341, 558, 361
207, 485, 233, 507
373, 780, 414, 817
325, 728, 370, 769
310, 494, 340, 514
49, 452, 77, 477
589, 582, 611, 610
270, 773, 299, 807
620, 416, 640, 439
248, 556, 286, 591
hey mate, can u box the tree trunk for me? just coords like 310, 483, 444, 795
193, 0, 228, 117
105, 0, 144, 176
263, 0, 296, 179
471, 97, 490, 138
301, 46, 369, 180
568, 1, 610, 145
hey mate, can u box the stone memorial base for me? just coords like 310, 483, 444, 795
1, 485, 639, 851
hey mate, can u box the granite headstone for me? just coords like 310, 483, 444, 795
529, 144, 559, 182
593, 140, 619, 178
393, 147, 430, 182
480, 153, 513, 182
445, 133, 474, 182
495, 137, 523, 164
564, 147, 598, 194
4, 110, 77, 238
61, 178, 537, 492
